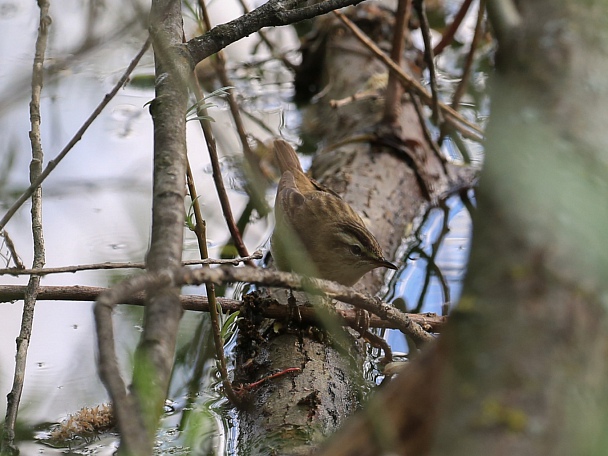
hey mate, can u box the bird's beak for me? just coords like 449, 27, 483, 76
378, 258, 398, 270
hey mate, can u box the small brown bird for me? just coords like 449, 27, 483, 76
271, 139, 397, 286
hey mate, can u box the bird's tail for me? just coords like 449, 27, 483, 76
274, 139, 304, 174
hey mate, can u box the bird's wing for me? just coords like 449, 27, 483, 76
309, 177, 342, 198
277, 171, 305, 218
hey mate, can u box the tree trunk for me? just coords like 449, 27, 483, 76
236, 6, 458, 455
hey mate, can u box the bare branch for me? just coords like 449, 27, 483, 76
433, 0, 474, 56
186, 0, 365, 65
2, 0, 50, 451
0, 230, 24, 269
181, 267, 436, 346
413, 0, 442, 124
333, 10, 484, 142
382, 0, 410, 125
0, 284, 446, 333
0, 39, 151, 232
0, 250, 263, 276
185, 159, 242, 405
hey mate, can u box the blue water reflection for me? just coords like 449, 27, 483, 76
385, 192, 474, 355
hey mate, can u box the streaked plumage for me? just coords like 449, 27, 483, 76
270, 139, 397, 286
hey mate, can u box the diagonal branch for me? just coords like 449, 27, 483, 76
0, 39, 151, 232
333, 10, 484, 142
186, 0, 365, 64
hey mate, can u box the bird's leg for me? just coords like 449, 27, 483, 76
287, 289, 302, 326
354, 308, 370, 334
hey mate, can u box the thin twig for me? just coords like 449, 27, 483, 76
192, 82, 252, 263
193, 3, 253, 407
362, 330, 393, 363
0, 251, 263, 276
0, 230, 25, 269
413, 0, 442, 124
1, 0, 50, 451
451, 0, 486, 111
0, 38, 151, 232
240, 368, 302, 391
333, 10, 484, 142
382, 0, 410, 125
186, 162, 241, 406
410, 205, 451, 316
409, 92, 447, 168
236, 0, 297, 71
0, 284, 446, 332
433, 0, 474, 55
198, 0, 270, 222
330, 89, 381, 108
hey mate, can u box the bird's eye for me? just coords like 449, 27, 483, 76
349, 244, 363, 256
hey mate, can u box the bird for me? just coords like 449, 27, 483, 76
270, 139, 397, 286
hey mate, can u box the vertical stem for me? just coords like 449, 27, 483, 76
451, 0, 486, 111
186, 164, 241, 405
1, 0, 50, 452
414, 0, 442, 124
383, 0, 411, 126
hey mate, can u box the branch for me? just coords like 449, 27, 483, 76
0, 39, 151, 232
183, 268, 435, 344
413, 0, 442, 124
382, 0, 410, 125
333, 10, 484, 142
186, 0, 365, 64
0, 230, 25, 269
0, 284, 446, 333
185, 161, 241, 405
96, 1, 192, 454
2, 0, 50, 451
0, 251, 262, 276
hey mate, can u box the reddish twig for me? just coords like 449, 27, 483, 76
382, 0, 411, 126
240, 367, 302, 391
433, 0, 474, 56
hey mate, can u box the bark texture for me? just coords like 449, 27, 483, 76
236, 6, 461, 455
